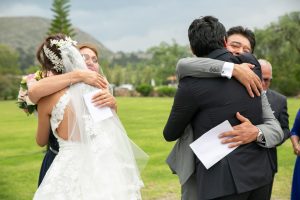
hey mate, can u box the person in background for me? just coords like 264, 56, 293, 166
290, 109, 300, 200
258, 58, 290, 198
259, 58, 289, 141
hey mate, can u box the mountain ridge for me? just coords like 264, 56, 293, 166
0, 16, 114, 69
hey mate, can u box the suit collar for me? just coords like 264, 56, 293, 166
207, 48, 231, 59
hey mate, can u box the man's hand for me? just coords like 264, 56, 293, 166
219, 112, 259, 148
92, 89, 117, 111
232, 63, 263, 98
81, 70, 108, 89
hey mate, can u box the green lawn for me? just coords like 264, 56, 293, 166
0, 97, 299, 200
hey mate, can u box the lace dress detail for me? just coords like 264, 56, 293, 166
50, 91, 70, 139
34, 91, 144, 200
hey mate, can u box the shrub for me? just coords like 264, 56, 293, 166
136, 84, 153, 97
156, 86, 176, 97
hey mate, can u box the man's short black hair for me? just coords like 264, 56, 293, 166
188, 16, 227, 57
227, 26, 256, 52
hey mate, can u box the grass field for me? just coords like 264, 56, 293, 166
0, 97, 299, 200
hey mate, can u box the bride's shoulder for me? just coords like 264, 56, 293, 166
38, 89, 68, 110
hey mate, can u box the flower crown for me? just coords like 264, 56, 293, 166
43, 36, 77, 72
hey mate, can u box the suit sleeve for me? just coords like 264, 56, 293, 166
256, 92, 284, 148
163, 78, 199, 141
176, 57, 225, 80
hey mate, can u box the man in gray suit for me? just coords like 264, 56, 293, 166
167, 26, 284, 200
258, 58, 290, 198
259, 59, 289, 142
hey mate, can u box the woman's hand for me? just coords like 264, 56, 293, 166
80, 70, 108, 89
293, 144, 300, 156
91, 89, 117, 111
291, 135, 300, 156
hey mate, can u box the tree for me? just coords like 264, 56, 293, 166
0, 45, 21, 100
255, 11, 300, 96
146, 40, 191, 85
106, 41, 192, 86
0, 44, 20, 75
16, 47, 35, 72
0, 74, 19, 100
48, 0, 75, 37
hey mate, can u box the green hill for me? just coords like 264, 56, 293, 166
0, 16, 114, 70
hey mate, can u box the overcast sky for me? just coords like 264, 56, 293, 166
0, 0, 299, 52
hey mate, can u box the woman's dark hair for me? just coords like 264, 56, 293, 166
36, 33, 67, 75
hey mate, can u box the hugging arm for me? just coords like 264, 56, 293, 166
36, 97, 51, 147
28, 70, 108, 104
253, 93, 284, 147
220, 92, 284, 148
176, 57, 262, 97
163, 79, 198, 141
177, 57, 283, 147
176, 57, 226, 79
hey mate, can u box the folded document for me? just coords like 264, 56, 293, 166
83, 90, 113, 122
189, 120, 237, 169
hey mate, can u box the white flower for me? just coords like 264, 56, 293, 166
25, 96, 35, 105
50, 37, 77, 49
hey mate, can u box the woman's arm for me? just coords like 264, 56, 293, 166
291, 135, 300, 156
290, 110, 300, 155
36, 98, 51, 147
28, 70, 108, 103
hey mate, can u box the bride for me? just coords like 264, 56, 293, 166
33, 33, 147, 200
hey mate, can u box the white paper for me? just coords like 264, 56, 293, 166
83, 90, 113, 122
189, 120, 236, 169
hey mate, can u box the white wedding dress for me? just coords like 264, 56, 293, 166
33, 90, 145, 200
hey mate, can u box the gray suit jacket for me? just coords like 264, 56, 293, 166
265, 89, 290, 172
167, 57, 284, 200
266, 89, 290, 141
